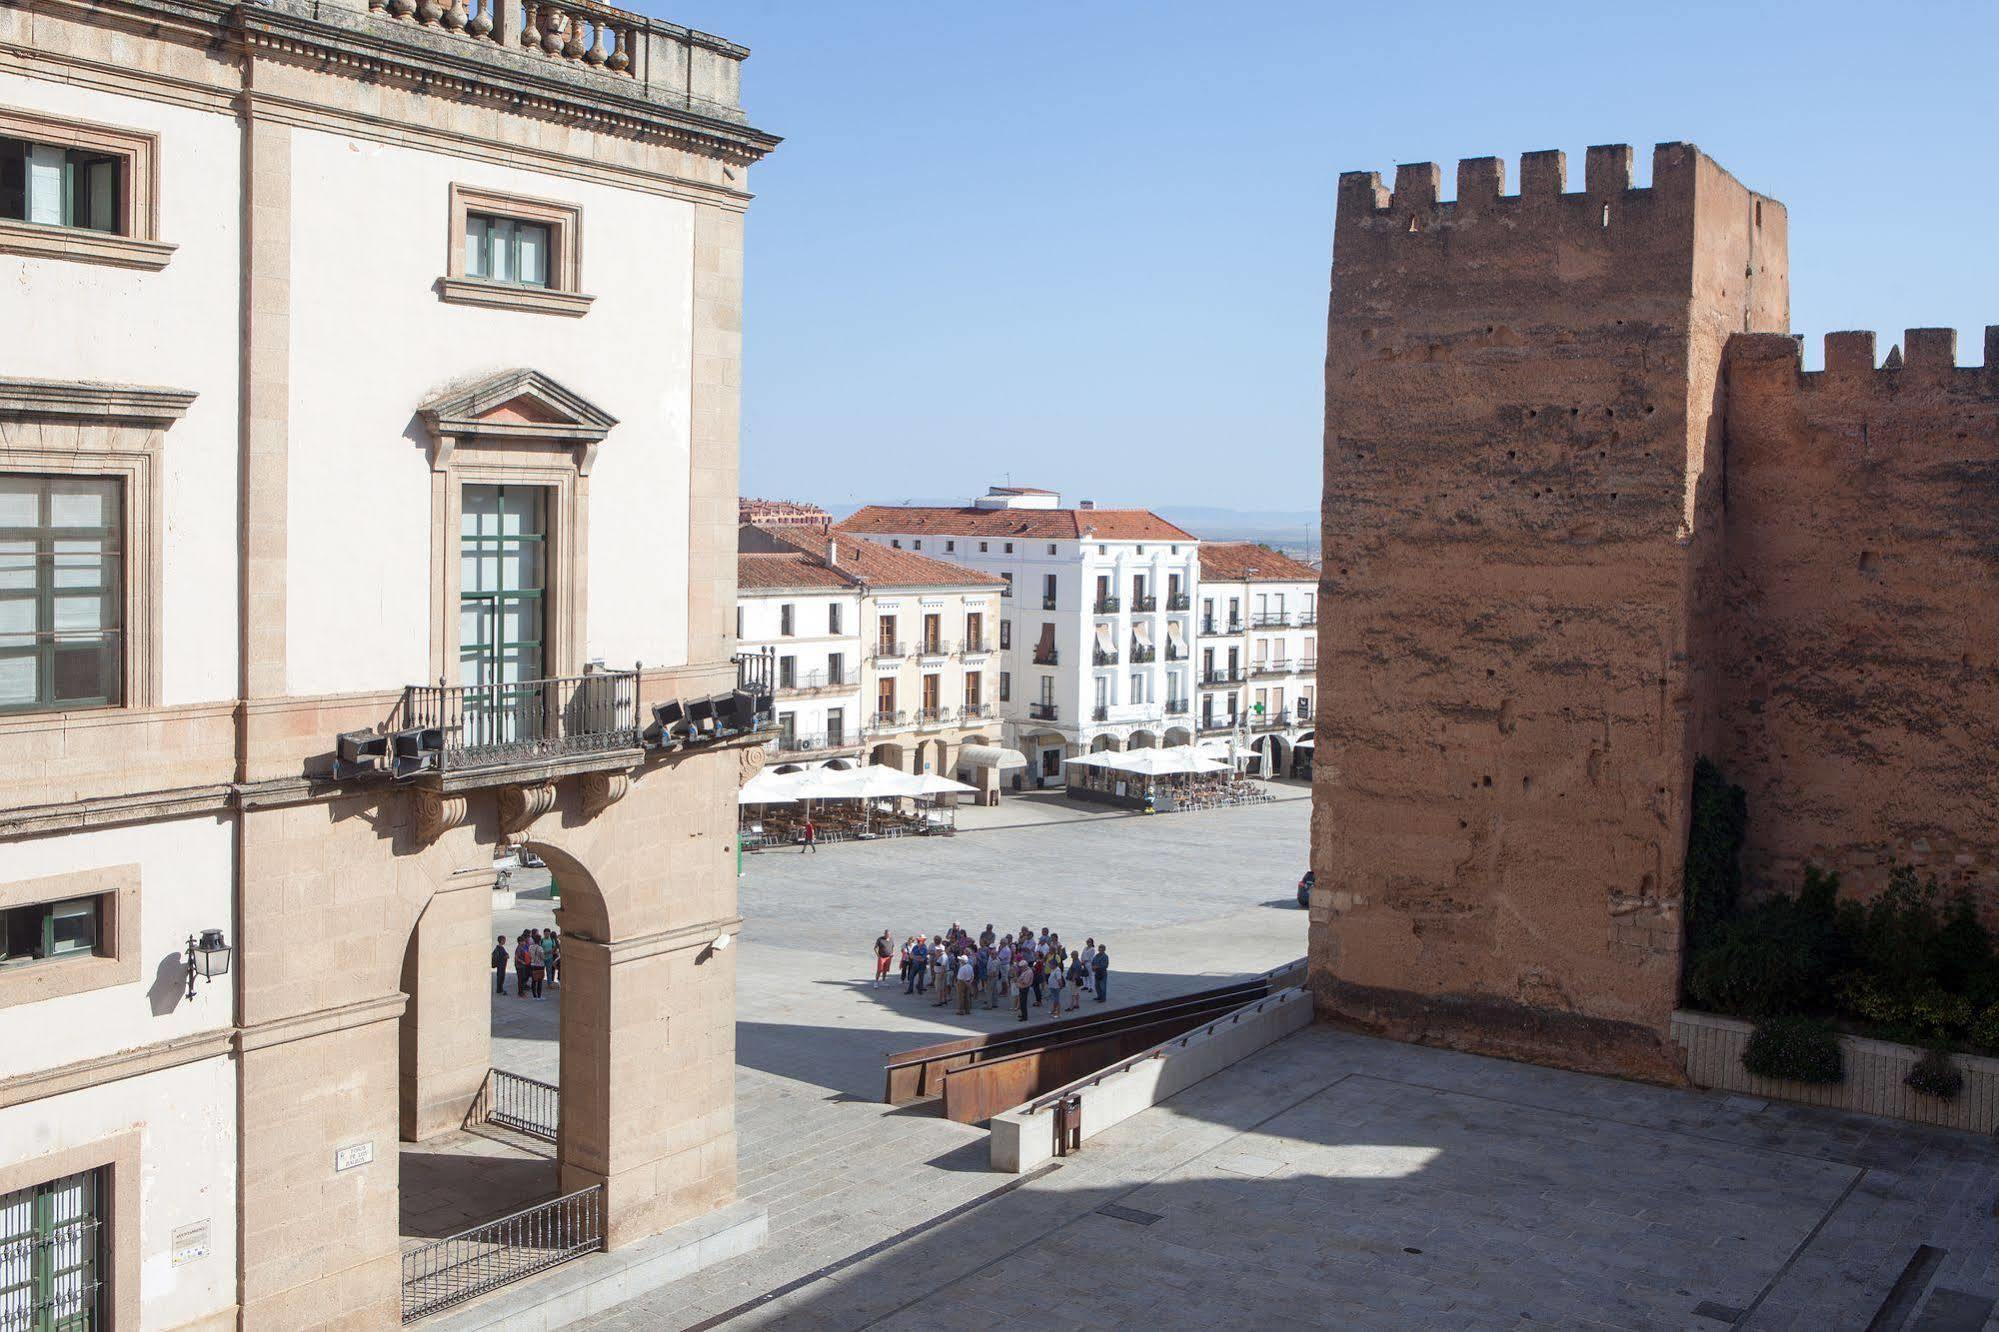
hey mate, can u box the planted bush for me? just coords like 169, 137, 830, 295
1742, 1016, 1844, 1084
1904, 1048, 1965, 1101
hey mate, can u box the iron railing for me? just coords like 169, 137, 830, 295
963, 639, 995, 654
1199, 715, 1237, 732
1131, 593, 1157, 612
962, 703, 994, 720
1, 1212, 103, 1331
1251, 612, 1291, 628
1166, 593, 1191, 611
875, 641, 906, 659
1093, 647, 1119, 666
1202, 619, 1244, 636
872, 710, 906, 729
1202, 668, 1244, 685
1129, 644, 1156, 664
1033, 648, 1059, 666
1165, 643, 1188, 660
400, 671, 639, 772
1093, 596, 1121, 614
1092, 704, 1109, 722
1165, 699, 1190, 716
400, 1186, 603, 1323
1251, 660, 1292, 678
468, 1067, 559, 1142
776, 732, 853, 754
1253, 709, 1293, 730
776, 667, 850, 694
1029, 702, 1058, 721
916, 707, 952, 726
918, 639, 949, 657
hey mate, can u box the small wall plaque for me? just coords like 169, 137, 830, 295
334, 1141, 374, 1172
170, 1220, 209, 1267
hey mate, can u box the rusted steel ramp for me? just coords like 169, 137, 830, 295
883, 963, 1305, 1124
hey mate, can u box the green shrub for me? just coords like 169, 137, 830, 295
1904, 1048, 1965, 1101
1685, 894, 1835, 1018
1742, 1016, 1844, 1084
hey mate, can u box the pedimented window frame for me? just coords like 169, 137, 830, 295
417, 370, 618, 684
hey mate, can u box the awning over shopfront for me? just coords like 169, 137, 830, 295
958, 744, 1027, 770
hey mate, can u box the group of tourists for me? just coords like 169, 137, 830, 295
493, 929, 560, 999
873, 924, 1110, 1021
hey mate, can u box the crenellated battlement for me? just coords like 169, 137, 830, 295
1337, 142, 1715, 222
1728, 326, 1999, 393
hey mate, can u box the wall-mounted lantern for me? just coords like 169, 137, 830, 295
184, 929, 232, 1000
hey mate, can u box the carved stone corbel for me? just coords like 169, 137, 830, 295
497, 780, 558, 835
737, 741, 770, 783
579, 771, 629, 819
411, 787, 471, 843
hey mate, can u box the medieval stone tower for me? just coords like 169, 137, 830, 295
1313, 144, 1790, 1080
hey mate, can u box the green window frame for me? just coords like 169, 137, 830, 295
0, 1167, 105, 1330
1, 896, 101, 969
463, 211, 550, 288
0, 136, 122, 234
459, 485, 546, 746
0, 475, 124, 715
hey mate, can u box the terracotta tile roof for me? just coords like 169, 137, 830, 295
741, 531, 1004, 592
836, 505, 1196, 542
736, 552, 852, 591
1198, 542, 1320, 583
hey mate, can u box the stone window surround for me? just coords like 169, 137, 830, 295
0, 379, 196, 714
0, 863, 140, 1009
438, 182, 593, 317
0, 105, 175, 271
0, 1130, 141, 1331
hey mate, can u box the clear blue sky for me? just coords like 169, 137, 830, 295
652, 0, 1998, 513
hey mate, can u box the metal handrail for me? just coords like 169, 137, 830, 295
400, 671, 639, 773
468, 1067, 559, 1141
400, 1186, 603, 1323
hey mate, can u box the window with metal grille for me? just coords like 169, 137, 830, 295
0, 475, 122, 714
0, 1166, 105, 1331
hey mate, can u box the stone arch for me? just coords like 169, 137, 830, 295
1164, 726, 1193, 747
1090, 734, 1118, 753
870, 741, 904, 770
1251, 733, 1290, 779
1128, 730, 1159, 749
823, 756, 857, 770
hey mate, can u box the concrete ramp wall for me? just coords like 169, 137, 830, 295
990, 988, 1313, 1173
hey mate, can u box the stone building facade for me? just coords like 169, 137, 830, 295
0, 0, 774, 1327
1193, 542, 1320, 778
1314, 140, 1996, 1083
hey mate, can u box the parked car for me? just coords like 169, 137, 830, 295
1297, 870, 1314, 908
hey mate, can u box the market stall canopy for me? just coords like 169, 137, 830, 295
910, 773, 978, 796
1102, 746, 1229, 776
957, 744, 1027, 771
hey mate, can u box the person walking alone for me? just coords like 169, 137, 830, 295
1092, 944, 1110, 1003
873, 930, 894, 987
800, 817, 817, 853
491, 935, 509, 995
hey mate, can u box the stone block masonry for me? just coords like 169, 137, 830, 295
1313, 140, 1999, 1081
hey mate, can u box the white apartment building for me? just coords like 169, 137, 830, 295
0, 0, 775, 1326
838, 488, 1199, 788
1195, 542, 1320, 777
737, 524, 1005, 782
739, 526, 866, 766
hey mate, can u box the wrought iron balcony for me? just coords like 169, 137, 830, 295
1033, 647, 1060, 666
918, 639, 949, 657
1297, 612, 1317, 627
1131, 593, 1157, 612
871, 709, 907, 730
1166, 593, 1191, 611
1251, 660, 1292, 678
1042, 595, 1058, 610
1202, 618, 1243, 636
1093, 646, 1120, 666
875, 641, 906, 660
1165, 643, 1187, 661
916, 706, 954, 727
399, 670, 641, 774
1252, 709, 1293, 731
776, 667, 852, 696
962, 702, 995, 720
963, 638, 995, 654
1029, 702, 1059, 721
1093, 596, 1121, 614
1165, 699, 1190, 716
1092, 704, 1109, 722
1128, 644, 1156, 664
1202, 667, 1244, 685
1251, 612, 1291, 628
1199, 714, 1237, 733
775, 731, 857, 755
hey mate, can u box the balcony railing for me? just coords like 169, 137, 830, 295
1093, 596, 1121, 614
1093, 646, 1119, 666
875, 641, 907, 659
962, 702, 995, 721
776, 668, 851, 695
1042, 595, 1058, 610
1251, 660, 1292, 678
1167, 593, 1191, 611
918, 639, 948, 657
916, 706, 953, 727
1092, 704, 1109, 722
1297, 612, 1317, 627
776, 732, 855, 754
1252, 709, 1293, 731
963, 638, 995, 654
1202, 667, 1244, 685
1165, 699, 1190, 716
400, 671, 640, 773
1202, 618, 1243, 636
1129, 644, 1156, 664
1033, 647, 1060, 666
1251, 612, 1293, 628
1165, 643, 1188, 661
1029, 702, 1059, 721
1199, 715, 1237, 733
871, 709, 907, 729
1131, 593, 1157, 612
468, 1068, 558, 1143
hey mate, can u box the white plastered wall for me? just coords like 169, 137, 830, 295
0, 74, 243, 706
282, 127, 698, 695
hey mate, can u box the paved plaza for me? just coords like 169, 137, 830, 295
452, 787, 1999, 1330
